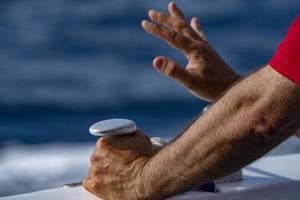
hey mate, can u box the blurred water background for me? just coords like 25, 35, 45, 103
0, 0, 300, 197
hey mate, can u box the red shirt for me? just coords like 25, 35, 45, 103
269, 15, 300, 85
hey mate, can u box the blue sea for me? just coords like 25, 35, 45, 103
0, 0, 300, 196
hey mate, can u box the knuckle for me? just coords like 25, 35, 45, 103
158, 12, 167, 20
83, 179, 98, 192
169, 30, 178, 39
189, 42, 200, 52
166, 61, 177, 76
176, 21, 187, 31
90, 153, 99, 164
185, 77, 198, 89
153, 24, 162, 35
96, 139, 106, 149
186, 43, 202, 57
92, 166, 102, 175
90, 182, 98, 190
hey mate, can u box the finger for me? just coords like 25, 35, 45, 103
148, 9, 171, 27
83, 177, 94, 192
91, 164, 104, 175
153, 56, 192, 87
83, 178, 105, 199
96, 139, 118, 159
148, 9, 182, 32
142, 20, 197, 56
96, 129, 153, 157
90, 152, 99, 165
149, 9, 200, 41
190, 17, 206, 41
96, 138, 137, 164
168, 2, 185, 19
168, 2, 202, 40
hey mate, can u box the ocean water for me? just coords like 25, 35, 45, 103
0, 0, 300, 196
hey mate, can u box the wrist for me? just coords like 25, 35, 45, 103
134, 157, 165, 200
133, 157, 156, 200
216, 73, 242, 99
227, 73, 242, 88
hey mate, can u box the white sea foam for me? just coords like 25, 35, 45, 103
0, 143, 93, 196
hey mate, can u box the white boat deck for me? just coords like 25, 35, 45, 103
1, 153, 300, 200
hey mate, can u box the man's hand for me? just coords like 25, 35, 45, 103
142, 2, 240, 101
83, 131, 153, 200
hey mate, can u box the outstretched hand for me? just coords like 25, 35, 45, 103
142, 2, 240, 101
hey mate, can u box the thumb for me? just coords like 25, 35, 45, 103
153, 56, 191, 86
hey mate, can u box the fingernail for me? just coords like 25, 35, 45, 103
148, 9, 155, 17
170, 1, 176, 8
154, 58, 165, 70
141, 20, 149, 28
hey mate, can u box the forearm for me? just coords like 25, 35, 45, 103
140, 66, 300, 199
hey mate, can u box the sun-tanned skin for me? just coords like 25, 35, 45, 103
142, 2, 241, 102
83, 2, 300, 200
139, 66, 300, 199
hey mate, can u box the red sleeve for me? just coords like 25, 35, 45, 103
269, 15, 300, 85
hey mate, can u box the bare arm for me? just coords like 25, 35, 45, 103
83, 65, 300, 200
141, 65, 300, 199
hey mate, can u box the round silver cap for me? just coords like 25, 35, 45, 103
89, 118, 137, 137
